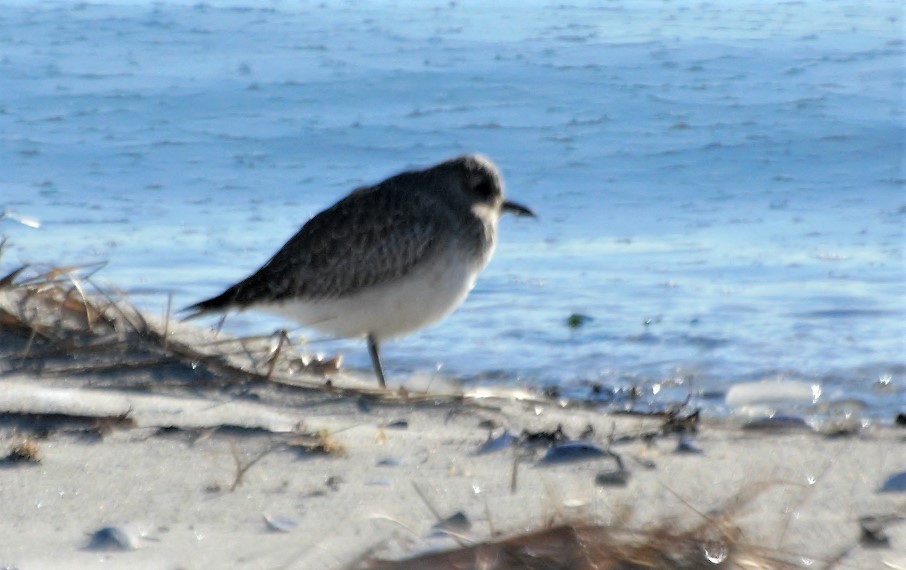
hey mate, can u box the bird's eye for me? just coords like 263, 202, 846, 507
473, 178, 494, 197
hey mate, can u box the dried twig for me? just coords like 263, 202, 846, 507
228, 439, 274, 492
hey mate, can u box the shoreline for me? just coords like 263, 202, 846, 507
0, 282, 904, 568
0, 368, 904, 569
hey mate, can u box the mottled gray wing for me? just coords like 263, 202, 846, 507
186, 183, 451, 313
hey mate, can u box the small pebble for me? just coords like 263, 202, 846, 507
84, 526, 142, 551
742, 415, 811, 431
595, 469, 630, 487
325, 475, 343, 491
475, 430, 517, 455
859, 516, 890, 547
263, 514, 299, 533
356, 397, 374, 413
675, 436, 704, 454
539, 441, 607, 465
432, 511, 472, 535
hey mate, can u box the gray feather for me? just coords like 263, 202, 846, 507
185, 168, 477, 314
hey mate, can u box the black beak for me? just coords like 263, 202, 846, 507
501, 200, 536, 218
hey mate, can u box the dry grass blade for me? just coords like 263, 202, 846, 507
357, 523, 816, 570
0, 265, 28, 290
353, 480, 855, 570
0, 306, 52, 341
61, 275, 97, 332
163, 292, 172, 350
85, 278, 145, 334
3, 438, 42, 464
19, 261, 107, 286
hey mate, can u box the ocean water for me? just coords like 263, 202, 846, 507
1, 1, 903, 417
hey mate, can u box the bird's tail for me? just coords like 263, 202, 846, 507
180, 288, 241, 321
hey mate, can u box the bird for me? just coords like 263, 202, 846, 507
183, 154, 535, 387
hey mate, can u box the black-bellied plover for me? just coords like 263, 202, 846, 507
183, 154, 534, 387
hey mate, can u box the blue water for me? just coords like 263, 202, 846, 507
1, 1, 903, 417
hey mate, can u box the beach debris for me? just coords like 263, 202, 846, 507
264, 514, 299, 533
84, 524, 147, 551
431, 512, 472, 536
325, 475, 343, 491
354, 478, 844, 569
742, 414, 812, 432
377, 457, 401, 467
356, 396, 375, 413
0, 409, 137, 440
89, 412, 137, 438
594, 451, 630, 487
0, 210, 41, 229
611, 403, 699, 437
287, 429, 346, 457
595, 467, 630, 487
661, 407, 699, 434
355, 520, 797, 569
476, 418, 499, 430
595, 469, 631, 487
674, 436, 704, 455
521, 424, 567, 446
2, 438, 41, 464
565, 312, 593, 330
538, 440, 608, 465
288, 354, 342, 376
879, 471, 906, 493
725, 378, 821, 408
226, 440, 275, 492
384, 419, 409, 430
859, 515, 891, 547
0, 255, 448, 405
0, 265, 29, 291
474, 429, 517, 455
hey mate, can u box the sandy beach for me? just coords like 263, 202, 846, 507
2, 1, 903, 567
0, 374, 904, 569
0, 289, 903, 569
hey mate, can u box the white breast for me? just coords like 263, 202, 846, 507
256, 244, 493, 341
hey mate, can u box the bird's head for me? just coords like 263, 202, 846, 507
442, 154, 536, 219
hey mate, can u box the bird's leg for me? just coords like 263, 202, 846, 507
265, 329, 291, 379
367, 333, 387, 388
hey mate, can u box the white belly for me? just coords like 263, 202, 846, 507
255, 247, 489, 341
